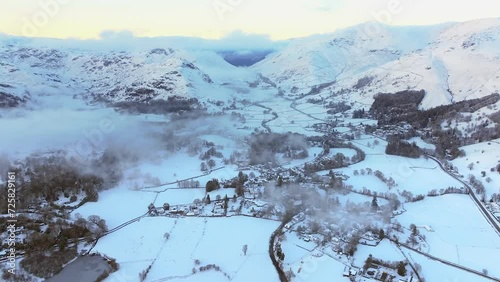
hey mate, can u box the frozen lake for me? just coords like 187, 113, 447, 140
46, 255, 111, 282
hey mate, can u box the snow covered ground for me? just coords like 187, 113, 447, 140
452, 140, 500, 198
3, 18, 500, 282
396, 194, 500, 277
281, 232, 348, 282
402, 249, 495, 282
74, 183, 155, 229
407, 137, 436, 151
352, 239, 405, 268
92, 217, 280, 282
340, 154, 464, 196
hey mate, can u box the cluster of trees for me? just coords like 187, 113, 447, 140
1, 269, 35, 282
205, 178, 220, 192
373, 92, 498, 129
490, 193, 500, 203
370, 90, 426, 125
194, 264, 230, 280
17, 214, 108, 278
373, 170, 397, 189
230, 111, 246, 123
370, 89, 500, 150
200, 159, 217, 172
199, 146, 223, 161
275, 243, 285, 261
177, 179, 201, 188
0, 91, 26, 108
247, 132, 309, 165
326, 101, 352, 115
385, 136, 421, 158
401, 190, 425, 202
307, 81, 336, 95
24, 214, 107, 252
427, 187, 466, 197
304, 143, 365, 174
113, 96, 201, 114
354, 189, 401, 211
324, 141, 366, 162
0, 152, 123, 212
344, 234, 361, 256
353, 76, 375, 89
20, 249, 77, 278
371, 196, 379, 211
363, 254, 406, 275
223, 171, 248, 197
303, 153, 348, 173
432, 128, 466, 159
468, 175, 486, 195
352, 108, 367, 119
371, 91, 500, 158
225, 150, 244, 165
353, 168, 373, 176
397, 261, 407, 276
199, 142, 223, 171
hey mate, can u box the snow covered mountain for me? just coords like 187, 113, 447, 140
253, 18, 500, 109
0, 44, 277, 111
1, 18, 499, 111
251, 22, 447, 96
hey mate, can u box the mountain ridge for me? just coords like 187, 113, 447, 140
1, 18, 499, 111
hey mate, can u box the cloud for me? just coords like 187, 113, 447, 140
313, 0, 345, 12
0, 29, 288, 52
98, 30, 136, 40
209, 30, 287, 50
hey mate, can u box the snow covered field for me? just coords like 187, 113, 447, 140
340, 154, 464, 195
281, 232, 348, 282
402, 250, 495, 282
352, 239, 405, 268
92, 217, 280, 282
289, 254, 347, 282
396, 194, 500, 277
452, 140, 500, 198
74, 184, 155, 229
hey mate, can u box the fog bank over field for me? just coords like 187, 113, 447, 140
0, 93, 178, 169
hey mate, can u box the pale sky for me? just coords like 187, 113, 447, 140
1, 0, 499, 40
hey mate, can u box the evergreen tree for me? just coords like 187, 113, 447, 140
223, 195, 229, 211
371, 195, 379, 211
378, 229, 385, 240
205, 178, 220, 192
276, 175, 283, 187
397, 261, 407, 276
363, 254, 373, 271
238, 171, 248, 184
200, 162, 208, 172
236, 182, 244, 197
410, 223, 418, 236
